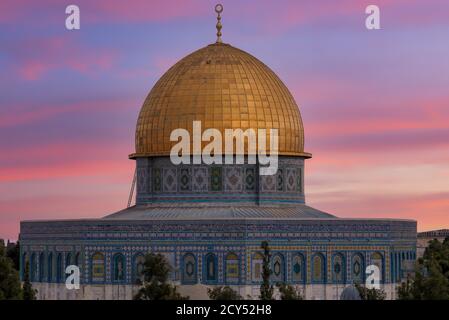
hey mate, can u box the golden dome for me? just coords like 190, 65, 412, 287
131, 43, 311, 158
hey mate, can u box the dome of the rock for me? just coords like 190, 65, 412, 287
19, 4, 417, 301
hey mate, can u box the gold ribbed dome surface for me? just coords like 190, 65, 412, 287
131, 43, 311, 158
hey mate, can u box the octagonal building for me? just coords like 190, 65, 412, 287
19, 17, 416, 300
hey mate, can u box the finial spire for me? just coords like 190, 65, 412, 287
215, 4, 223, 43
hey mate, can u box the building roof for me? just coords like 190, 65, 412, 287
103, 204, 336, 220
418, 229, 449, 238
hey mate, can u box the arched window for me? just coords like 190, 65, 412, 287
39, 252, 45, 282
47, 253, 53, 282
292, 253, 305, 283
91, 252, 105, 283
30, 253, 36, 282
332, 253, 345, 283
133, 254, 145, 284
66, 253, 72, 267
312, 253, 326, 283
182, 253, 197, 284
113, 253, 126, 282
371, 252, 384, 284
56, 253, 63, 283
65, 253, 72, 280
272, 254, 285, 282
75, 252, 81, 267
252, 252, 264, 282
352, 253, 365, 284
204, 253, 217, 283
225, 253, 239, 284
21, 253, 28, 280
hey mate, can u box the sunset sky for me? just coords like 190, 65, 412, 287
1, 0, 449, 241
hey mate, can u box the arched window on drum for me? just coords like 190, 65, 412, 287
371, 252, 384, 284
204, 253, 217, 283
56, 253, 63, 283
133, 253, 145, 285
113, 253, 126, 282
47, 252, 53, 282
30, 253, 37, 282
65, 253, 72, 280
74, 252, 81, 274
225, 253, 239, 284
332, 253, 346, 284
21, 253, 28, 280
91, 252, 105, 283
252, 252, 264, 282
182, 253, 197, 284
351, 253, 365, 284
292, 253, 305, 283
39, 252, 45, 282
272, 254, 285, 283
312, 253, 326, 283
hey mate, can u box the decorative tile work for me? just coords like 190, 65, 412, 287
179, 168, 191, 192
137, 168, 148, 193
210, 167, 223, 192
224, 167, 243, 192
153, 168, 161, 192
163, 168, 177, 192
135, 157, 308, 204
277, 169, 284, 191
261, 174, 276, 192
245, 168, 256, 191
297, 168, 302, 193
22, 240, 414, 287
286, 168, 296, 192
192, 167, 208, 192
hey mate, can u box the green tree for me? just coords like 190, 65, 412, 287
397, 237, 449, 300
208, 286, 243, 300
134, 253, 188, 300
6, 241, 20, 271
0, 240, 23, 300
277, 283, 303, 300
259, 241, 273, 300
22, 261, 36, 300
355, 283, 386, 300
397, 275, 414, 300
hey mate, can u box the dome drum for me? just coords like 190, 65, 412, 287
134, 155, 307, 207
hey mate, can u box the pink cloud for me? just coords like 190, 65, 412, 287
2, 0, 449, 31
0, 0, 207, 25
84, 0, 207, 23
308, 192, 449, 232
0, 188, 131, 241
0, 158, 131, 183
0, 98, 139, 128
5, 36, 120, 81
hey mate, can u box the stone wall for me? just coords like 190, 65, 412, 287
31, 282, 400, 300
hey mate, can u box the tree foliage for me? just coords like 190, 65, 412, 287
134, 253, 188, 300
277, 283, 303, 300
6, 241, 20, 271
22, 260, 37, 300
397, 237, 449, 300
259, 241, 273, 300
355, 283, 386, 300
0, 240, 23, 300
208, 286, 243, 300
